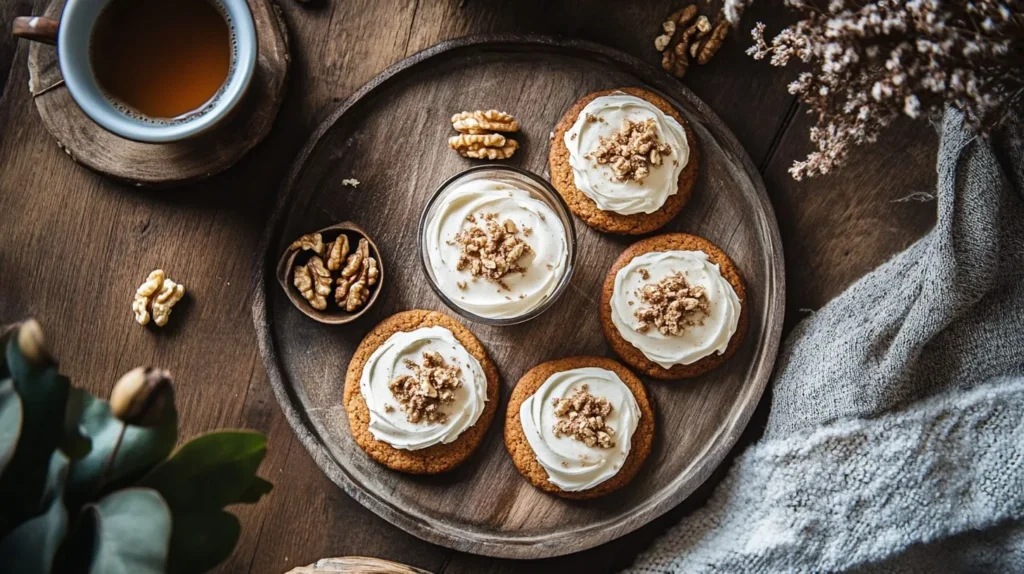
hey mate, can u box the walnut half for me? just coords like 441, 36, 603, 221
451, 110, 519, 134
294, 255, 332, 311
449, 133, 519, 160
334, 238, 379, 312
132, 269, 186, 328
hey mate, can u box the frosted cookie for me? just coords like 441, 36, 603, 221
504, 356, 655, 499
344, 310, 500, 474
549, 87, 699, 235
600, 233, 747, 379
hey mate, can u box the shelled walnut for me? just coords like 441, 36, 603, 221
132, 269, 186, 328
448, 110, 520, 160
286, 228, 381, 317
449, 133, 519, 160
451, 110, 519, 134
334, 238, 379, 312
655, 5, 729, 79
294, 256, 332, 311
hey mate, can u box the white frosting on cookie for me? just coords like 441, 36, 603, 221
519, 367, 641, 492
359, 326, 487, 450
424, 177, 569, 319
611, 250, 741, 368
563, 92, 690, 215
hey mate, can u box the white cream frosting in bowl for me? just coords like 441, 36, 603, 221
420, 166, 576, 325
359, 326, 488, 450
563, 92, 690, 215
611, 250, 741, 369
519, 367, 642, 492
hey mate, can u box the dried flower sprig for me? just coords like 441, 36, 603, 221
724, 0, 1024, 179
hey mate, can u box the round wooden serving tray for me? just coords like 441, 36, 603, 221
252, 35, 785, 559
27, 0, 289, 187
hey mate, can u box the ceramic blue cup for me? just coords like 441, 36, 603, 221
12, 0, 257, 143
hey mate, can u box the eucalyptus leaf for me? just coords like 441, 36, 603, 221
166, 510, 240, 574
0, 450, 70, 574
66, 392, 177, 499
0, 336, 70, 532
81, 488, 172, 574
0, 378, 22, 477
61, 387, 92, 460
236, 476, 274, 504
141, 430, 267, 511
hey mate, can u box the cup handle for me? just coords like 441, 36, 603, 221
12, 16, 59, 45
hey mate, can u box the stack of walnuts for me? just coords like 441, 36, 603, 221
448, 110, 520, 160
656, 5, 730, 79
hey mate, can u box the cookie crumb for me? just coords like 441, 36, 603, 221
454, 213, 533, 284
551, 385, 615, 449
634, 271, 709, 335
388, 351, 462, 424
592, 118, 672, 183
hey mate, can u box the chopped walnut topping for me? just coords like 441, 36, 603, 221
633, 271, 710, 336
590, 118, 672, 183
454, 213, 532, 286
638, 268, 650, 280
551, 385, 615, 449
387, 351, 462, 424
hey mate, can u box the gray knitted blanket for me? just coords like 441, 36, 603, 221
626, 109, 1024, 573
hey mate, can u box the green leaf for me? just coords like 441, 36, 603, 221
141, 430, 267, 511
0, 335, 70, 534
0, 450, 70, 574
61, 387, 92, 460
0, 378, 22, 477
166, 510, 240, 574
236, 476, 274, 504
80, 488, 172, 574
66, 393, 177, 499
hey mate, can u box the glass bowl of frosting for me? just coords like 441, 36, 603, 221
419, 165, 577, 326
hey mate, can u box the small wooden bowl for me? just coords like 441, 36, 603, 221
276, 222, 384, 325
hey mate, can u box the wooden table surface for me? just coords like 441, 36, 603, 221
0, 1, 938, 572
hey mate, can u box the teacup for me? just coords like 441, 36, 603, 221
12, 0, 257, 143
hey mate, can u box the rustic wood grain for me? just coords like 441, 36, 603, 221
253, 36, 784, 559
25, 0, 289, 186
0, 0, 937, 572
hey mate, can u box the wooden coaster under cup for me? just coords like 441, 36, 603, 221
26, 0, 289, 187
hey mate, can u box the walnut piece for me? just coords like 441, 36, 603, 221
451, 110, 519, 134
453, 213, 532, 287
697, 18, 730, 65
294, 256, 332, 311
449, 133, 519, 160
151, 278, 185, 327
589, 118, 672, 183
551, 385, 616, 449
132, 269, 165, 326
288, 233, 325, 257
388, 351, 462, 424
132, 269, 185, 328
657, 6, 718, 79
334, 238, 379, 312
325, 235, 350, 272
633, 271, 710, 336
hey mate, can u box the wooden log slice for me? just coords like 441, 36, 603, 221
26, 0, 289, 187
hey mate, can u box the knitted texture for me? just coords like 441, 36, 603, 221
626, 109, 1024, 573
